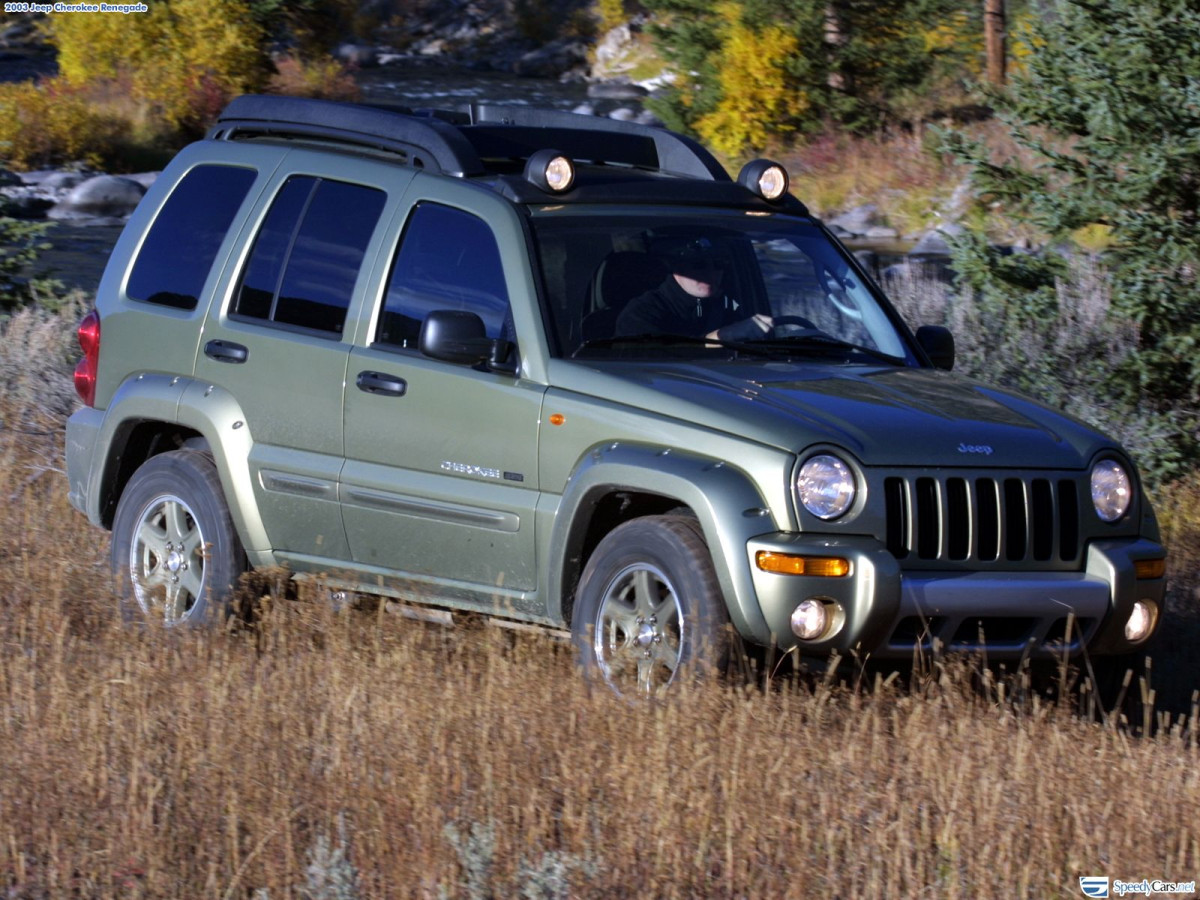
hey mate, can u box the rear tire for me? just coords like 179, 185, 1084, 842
571, 515, 730, 697
110, 450, 246, 627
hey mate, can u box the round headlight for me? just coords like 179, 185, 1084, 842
791, 599, 827, 641
1091, 459, 1132, 522
798, 454, 856, 520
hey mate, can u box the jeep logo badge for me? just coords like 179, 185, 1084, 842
958, 443, 994, 455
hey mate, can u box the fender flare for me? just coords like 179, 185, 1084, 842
547, 441, 782, 644
90, 373, 272, 559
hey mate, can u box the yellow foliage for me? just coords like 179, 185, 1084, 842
923, 10, 983, 76
47, 0, 267, 130
0, 80, 126, 170
269, 56, 361, 103
694, 3, 804, 157
596, 0, 627, 34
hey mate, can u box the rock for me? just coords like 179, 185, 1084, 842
124, 172, 160, 190
634, 109, 664, 128
607, 107, 637, 122
39, 171, 86, 192
908, 223, 963, 258
0, 191, 53, 218
48, 175, 146, 221
335, 43, 379, 68
417, 38, 447, 57
571, 102, 596, 116
827, 204, 881, 237
587, 80, 649, 101
0, 167, 21, 187
513, 39, 588, 78
863, 225, 900, 241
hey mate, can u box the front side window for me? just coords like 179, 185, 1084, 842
232, 176, 386, 335
531, 209, 913, 364
375, 202, 511, 350
127, 164, 257, 310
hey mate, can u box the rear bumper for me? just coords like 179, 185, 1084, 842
65, 406, 105, 526
745, 533, 1166, 659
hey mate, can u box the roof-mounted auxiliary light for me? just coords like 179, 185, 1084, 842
737, 159, 789, 202
525, 148, 576, 193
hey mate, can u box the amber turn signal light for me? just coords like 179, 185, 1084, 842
755, 552, 850, 577
1134, 558, 1166, 580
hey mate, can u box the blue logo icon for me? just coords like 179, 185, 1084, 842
1080, 876, 1110, 898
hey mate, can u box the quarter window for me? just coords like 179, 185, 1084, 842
233, 176, 386, 335
376, 202, 511, 349
126, 164, 257, 310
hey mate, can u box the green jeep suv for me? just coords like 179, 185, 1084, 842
65, 95, 1167, 695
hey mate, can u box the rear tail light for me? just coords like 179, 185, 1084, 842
74, 309, 101, 407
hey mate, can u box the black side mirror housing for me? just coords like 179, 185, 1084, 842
916, 325, 955, 371
419, 309, 514, 372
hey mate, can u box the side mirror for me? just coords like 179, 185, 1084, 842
419, 309, 514, 372
916, 325, 955, 371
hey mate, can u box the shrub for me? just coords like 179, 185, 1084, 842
269, 56, 361, 103
0, 80, 127, 170
47, 0, 270, 134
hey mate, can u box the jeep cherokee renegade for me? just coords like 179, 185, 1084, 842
64, 95, 1167, 695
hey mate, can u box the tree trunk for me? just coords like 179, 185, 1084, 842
985, 0, 1007, 86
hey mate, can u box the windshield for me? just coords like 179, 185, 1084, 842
530, 208, 915, 363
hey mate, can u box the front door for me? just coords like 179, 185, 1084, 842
341, 187, 545, 612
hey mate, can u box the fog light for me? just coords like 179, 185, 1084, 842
756, 551, 850, 577
791, 599, 828, 641
524, 148, 576, 193
1134, 558, 1166, 580
1124, 600, 1158, 643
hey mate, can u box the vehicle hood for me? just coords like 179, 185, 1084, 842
554, 360, 1117, 468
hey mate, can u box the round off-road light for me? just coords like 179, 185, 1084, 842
791, 599, 827, 641
1091, 459, 1132, 522
737, 159, 789, 201
1124, 600, 1158, 643
797, 454, 856, 520
524, 148, 576, 193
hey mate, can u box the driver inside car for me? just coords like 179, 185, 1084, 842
615, 237, 773, 341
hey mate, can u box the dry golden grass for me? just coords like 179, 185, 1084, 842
2, 311, 1199, 898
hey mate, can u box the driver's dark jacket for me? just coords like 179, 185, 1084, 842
616, 276, 744, 338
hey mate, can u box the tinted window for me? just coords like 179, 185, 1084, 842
127, 165, 256, 310
233, 176, 386, 335
376, 203, 510, 349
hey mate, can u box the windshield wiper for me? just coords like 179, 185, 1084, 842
751, 333, 905, 365
573, 332, 777, 357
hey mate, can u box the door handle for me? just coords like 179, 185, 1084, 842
204, 339, 249, 364
356, 370, 407, 397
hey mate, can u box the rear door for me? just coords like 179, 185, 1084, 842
340, 176, 546, 613
196, 150, 412, 563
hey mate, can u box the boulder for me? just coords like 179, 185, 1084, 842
908, 223, 963, 258
827, 203, 881, 237
607, 107, 637, 122
48, 175, 146, 221
513, 39, 588, 78
335, 43, 379, 68
587, 80, 649, 101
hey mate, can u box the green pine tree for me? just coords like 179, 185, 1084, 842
942, 0, 1200, 476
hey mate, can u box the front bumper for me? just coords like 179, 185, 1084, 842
746, 533, 1167, 659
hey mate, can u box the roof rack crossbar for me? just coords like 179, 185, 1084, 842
467, 104, 730, 182
209, 95, 486, 177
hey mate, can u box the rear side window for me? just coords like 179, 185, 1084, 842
126, 165, 257, 310
376, 202, 510, 349
232, 176, 386, 335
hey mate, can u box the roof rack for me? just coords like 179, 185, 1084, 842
208, 95, 730, 182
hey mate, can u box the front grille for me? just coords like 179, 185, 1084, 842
883, 473, 1082, 569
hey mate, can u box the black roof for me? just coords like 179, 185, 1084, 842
208, 95, 807, 213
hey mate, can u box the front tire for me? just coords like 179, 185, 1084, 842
110, 450, 246, 626
571, 515, 730, 697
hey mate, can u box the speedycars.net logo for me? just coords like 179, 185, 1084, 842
1080, 877, 1198, 898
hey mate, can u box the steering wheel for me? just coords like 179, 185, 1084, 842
770, 314, 819, 337
819, 269, 865, 321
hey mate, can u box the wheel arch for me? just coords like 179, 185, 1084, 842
548, 442, 778, 644
91, 374, 272, 559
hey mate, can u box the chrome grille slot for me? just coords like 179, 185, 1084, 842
882, 470, 1084, 570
